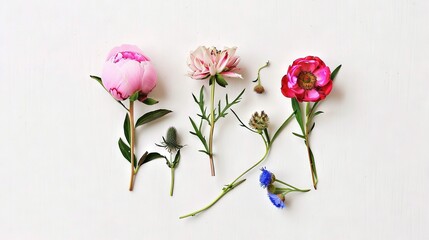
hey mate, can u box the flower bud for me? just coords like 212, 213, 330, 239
253, 84, 265, 94
249, 111, 269, 132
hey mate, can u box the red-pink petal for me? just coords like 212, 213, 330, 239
304, 89, 321, 102
314, 66, 331, 87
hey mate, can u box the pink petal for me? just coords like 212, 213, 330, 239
304, 89, 321, 102
106, 44, 149, 61
314, 66, 331, 87
221, 71, 242, 79
140, 61, 157, 94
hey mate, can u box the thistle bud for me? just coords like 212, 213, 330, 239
249, 111, 269, 132
156, 127, 183, 153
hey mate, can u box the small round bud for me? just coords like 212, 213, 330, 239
254, 84, 265, 94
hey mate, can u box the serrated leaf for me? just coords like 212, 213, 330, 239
215, 74, 228, 87
291, 98, 305, 135
331, 65, 342, 81
143, 98, 159, 105
123, 113, 131, 144
135, 109, 172, 128
292, 132, 305, 139
118, 138, 136, 168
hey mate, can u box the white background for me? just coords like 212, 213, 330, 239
1, 0, 428, 239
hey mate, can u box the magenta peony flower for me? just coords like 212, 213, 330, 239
187, 46, 242, 80
101, 44, 157, 101
281, 56, 332, 102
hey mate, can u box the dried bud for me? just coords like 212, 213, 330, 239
253, 84, 265, 94
249, 111, 269, 131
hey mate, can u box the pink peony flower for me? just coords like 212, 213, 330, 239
187, 46, 242, 80
281, 56, 332, 102
101, 44, 157, 101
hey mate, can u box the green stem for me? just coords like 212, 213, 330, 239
256, 61, 269, 85
208, 80, 216, 176
274, 179, 309, 192
305, 103, 318, 189
128, 100, 136, 191
263, 128, 271, 146
170, 168, 175, 196
270, 112, 296, 147
179, 179, 246, 219
179, 111, 295, 219
231, 136, 269, 185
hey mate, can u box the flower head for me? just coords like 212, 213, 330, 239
187, 46, 242, 80
259, 167, 275, 188
268, 192, 286, 209
101, 44, 157, 101
281, 56, 332, 102
249, 111, 269, 132
157, 127, 183, 153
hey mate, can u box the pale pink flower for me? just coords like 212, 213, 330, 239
101, 44, 157, 101
187, 46, 242, 80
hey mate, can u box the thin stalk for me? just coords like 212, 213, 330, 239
275, 179, 310, 192
129, 100, 136, 191
230, 136, 269, 185
179, 179, 246, 219
180, 112, 295, 219
170, 168, 175, 196
180, 136, 269, 219
256, 61, 269, 85
208, 80, 216, 176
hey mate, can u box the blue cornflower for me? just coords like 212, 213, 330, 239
259, 167, 274, 188
268, 192, 286, 209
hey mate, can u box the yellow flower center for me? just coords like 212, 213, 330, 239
297, 71, 316, 90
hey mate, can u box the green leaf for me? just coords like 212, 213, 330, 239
310, 122, 315, 132
118, 138, 136, 168
135, 109, 172, 128
198, 150, 210, 156
123, 114, 131, 144
291, 98, 305, 135
90, 75, 129, 111
172, 150, 181, 168
215, 74, 228, 87
214, 88, 246, 122
90, 75, 102, 85
142, 152, 166, 166
331, 65, 342, 81
308, 147, 318, 186
306, 102, 311, 116
129, 91, 139, 102
137, 151, 149, 167
143, 98, 159, 105
292, 132, 305, 139
314, 111, 324, 116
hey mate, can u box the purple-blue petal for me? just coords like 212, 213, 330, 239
268, 192, 285, 209
259, 168, 273, 188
